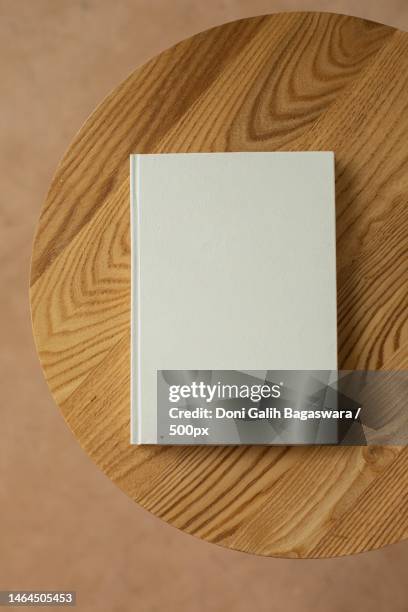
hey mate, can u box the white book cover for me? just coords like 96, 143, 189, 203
130, 152, 337, 445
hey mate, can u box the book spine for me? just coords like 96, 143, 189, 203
130, 155, 143, 443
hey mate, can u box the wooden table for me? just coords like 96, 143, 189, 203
30, 12, 408, 558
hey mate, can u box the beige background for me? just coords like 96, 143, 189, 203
1, 1, 408, 611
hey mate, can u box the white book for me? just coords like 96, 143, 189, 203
131, 152, 337, 445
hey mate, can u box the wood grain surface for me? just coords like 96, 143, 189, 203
30, 12, 408, 558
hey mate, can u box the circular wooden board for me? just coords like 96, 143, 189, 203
30, 12, 408, 558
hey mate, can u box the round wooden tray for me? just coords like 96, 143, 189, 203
30, 12, 408, 558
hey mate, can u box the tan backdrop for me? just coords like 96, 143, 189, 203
1, 1, 408, 611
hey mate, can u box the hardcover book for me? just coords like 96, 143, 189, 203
130, 152, 337, 445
